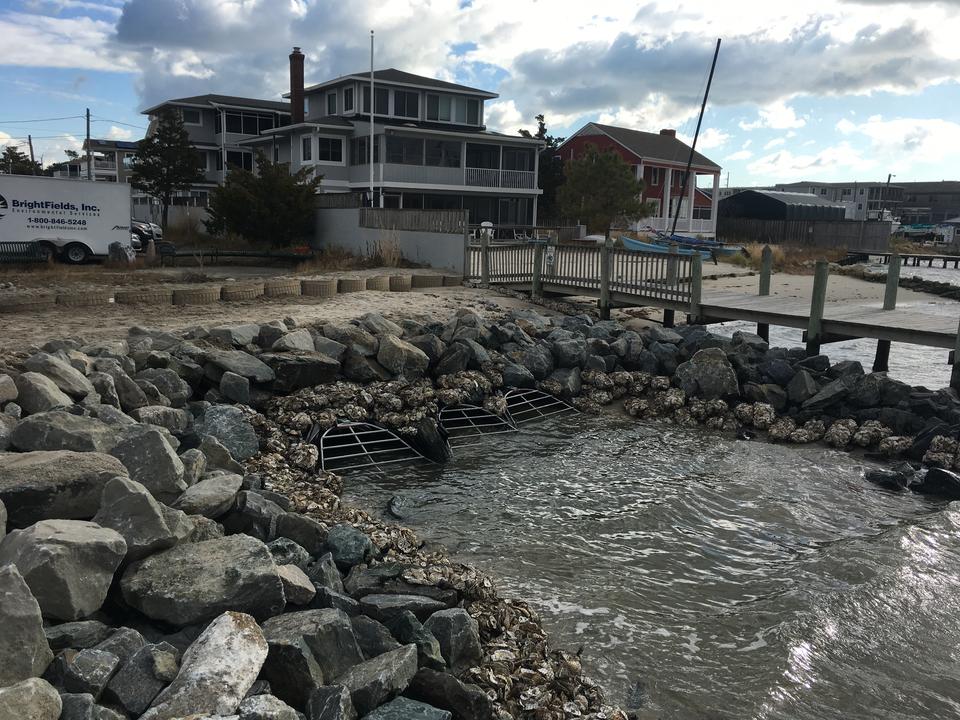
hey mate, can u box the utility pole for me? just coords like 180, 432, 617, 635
27, 134, 36, 174
882, 172, 895, 221
85, 108, 92, 181
369, 30, 375, 208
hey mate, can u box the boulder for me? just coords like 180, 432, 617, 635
801, 375, 857, 414
517, 344, 553, 380
58, 692, 123, 720
386, 611, 445, 671
359, 595, 447, 623
0, 450, 127, 528
23, 353, 95, 399
674, 348, 739, 400
422, 609, 482, 672
311, 587, 360, 616
0, 565, 53, 686
267, 537, 311, 569
342, 351, 391, 383
199, 434, 245, 474
313, 335, 348, 362
360, 313, 403, 337
323, 324, 378, 357
180, 448, 207, 485
210, 324, 261, 347
917, 467, 960, 500
220, 371, 251, 405
92, 477, 177, 561
43, 621, 113, 652
109, 429, 186, 501
238, 694, 299, 720
101, 643, 180, 717
0, 414, 13, 451
0, 372, 17, 404
273, 329, 316, 352
10, 411, 116, 453
786, 369, 819, 405
101, 367, 149, 412
760, 358, 796, 386
336, 644, 417, 716
140, 612, 268, 720
172, 473, 243, 518
325, 524, 373, 569
261, 352, 341, 393
306, 552, 345, 593
278, 564, 317, 605
195, 405, 259, 460
121, 534, 285, 626
547, 368, 581, 399
363, 697, 451, 720
0, 678, 62, 720
220, 491, 285, 541
0, 520, 126, 621
206, 350, 276, 383
12, 372, 73, 414
276, 512, 328, 555
377, 335, 430, 378
305, 685, 355, 720
406, 668, 493, 720
131, 406, 191, 434
93, 627, 146, 666
434, 344, 470, 376
41, 648, 119, 699
501, 362, 535, 389
351, 616, 401, 659
405, 335, 445, 366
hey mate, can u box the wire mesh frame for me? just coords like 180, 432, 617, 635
503, 388, 577, 425
438, 404, 519, 447
316, 421, 433, 474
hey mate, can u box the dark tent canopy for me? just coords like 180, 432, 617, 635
719, 190, 847, 221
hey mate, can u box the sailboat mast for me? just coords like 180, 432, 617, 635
670, 38, 721, 238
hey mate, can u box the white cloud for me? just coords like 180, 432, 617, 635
739, 101, 806, 131
0, 11, 134, 71
677, 127, 730, 150
483, 100, 524, 134
746, 142, 872, 179
725, 149, 753, 161
0, 131, 16, 148
106, 125, 133, 140
837, 115, 960, 166
763, 137, 786, 150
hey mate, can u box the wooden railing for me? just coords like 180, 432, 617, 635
359, 208, 466, 233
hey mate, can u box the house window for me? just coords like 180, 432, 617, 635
302, 136, 313, 162
467, 98, 479, 125
649, 167, 661, 185
502, 147, 534, 171
820, 188, 827, 195
181, 108, 202, 125
258, 116, 274, 132
394, 90, 419, 119
242, 114, 259, 135
317, 137, 343, 162
225, 150, 252, 171
362, 87, 389, 115
386, 136, 424, 165
426, 94, 452, 121
350, 136, 380, 165
327, 92, 337, 116
465, 142, 499, 169
344, 87, 354, 112
425, 140, 461, 167
225, 112, 242, 133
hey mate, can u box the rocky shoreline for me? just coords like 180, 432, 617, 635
840, 262, 960, 301
2, 294, 960, 720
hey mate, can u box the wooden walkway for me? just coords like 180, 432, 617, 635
467, 241, 960, 385
850, 251, 960, 269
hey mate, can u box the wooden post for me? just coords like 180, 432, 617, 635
599, 229, 611, 320
805, 259, 829, 356
461, 210, 470, 279
689, 253, 703, 324
531, 241, 544, 299
757, 244, 772, 342
873, 253, 900, 371
480, 230, 490, 286
667, 243, 679, 284
952, 317, 960, 392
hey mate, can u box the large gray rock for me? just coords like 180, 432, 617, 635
422, 608, 482, 672
377, 335, 430, 378
386, 611, 445, 671
131, 406, 191, 433
306, 685, 355, 720
140, 611, 268, 720
260, 609, 363, 707
261, 352, 341, 393
313, 335, 348, 362
359, 595, 447, 623
517, 344, 553, 380
88, 372, 120, 409
273, 329, 315, 352
120, 534, 285, 626
0, 372, 17, 404
278, 564, 316, 605
361, 313, 403, 337
323, 323, 379, 357
43, 621, 112, 652
101, 366, 149, 412
786, 369, 819, 405
211, 323, 261, 347
12, 372, 73, 414
0, 565, 53, 686
102, 642, 180, 716
10, 411, 115, 453
199, 434, 245, 474
0, 414, 13, 451
0, 450, 127, 528
195, 405, 259, 461
674, 348, 740, 400
41, 648, 119, 699
363, 697, 451, 720
501, 362, 535, 389
801, 375, 858, 414
337, 644, 417, 716
351, 616, 401, 659
0, 520, 126, 621
326, 524, 373, 569
171, 473, 242, 518
109, 429, 186, 501
276, 512, 328, 555
267, 537, 311, 569
24, 353, 95, 399
206, 350, 276, 383
406, 668, 493, 720
92, 477, 176, 561
220, 371, 251, 405
58, 692, 123, 720
0, 678, 62, 720
93, 627, 146, 666
238, 693, 299, 720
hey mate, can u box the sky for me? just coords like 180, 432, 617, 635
1, 0, 959, 188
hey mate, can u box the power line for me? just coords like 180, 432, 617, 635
92, 116, 147, 130
0, 115, 85, 124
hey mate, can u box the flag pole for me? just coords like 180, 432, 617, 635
369, 30, 375, 207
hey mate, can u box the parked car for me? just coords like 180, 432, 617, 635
130, 234, 142, 252
130, 220, 163, 250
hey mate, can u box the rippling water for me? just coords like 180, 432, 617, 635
343, 416, 960, 719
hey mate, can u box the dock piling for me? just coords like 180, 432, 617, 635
805, 259, 829, 356
480, 231, 490, 287
873, 253, 901, 371
690, 253, 703, 324
599, 231, 611, 320
531, 241, 544, 299
757, 244, 772, 342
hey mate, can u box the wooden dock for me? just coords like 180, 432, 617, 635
467, 240, 960, 387
849, 251, 960, 269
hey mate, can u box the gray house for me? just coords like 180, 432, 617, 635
239, 49, 543, 226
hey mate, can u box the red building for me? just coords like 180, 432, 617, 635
556, 122, 722, 236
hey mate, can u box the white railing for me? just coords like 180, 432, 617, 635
641, 216, 715, 235
501, 169, 536, 189
465, 167, 536, 189
465, 167, 501, 187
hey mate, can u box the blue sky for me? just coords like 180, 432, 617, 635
1, 0, 959, 187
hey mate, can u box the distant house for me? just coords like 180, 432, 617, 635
556, 123, 722, 236
899, 181, 960, 224
50, 138, 139, 184
718, 190, 847, 221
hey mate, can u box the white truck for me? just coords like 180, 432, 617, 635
0, 174, 133, 263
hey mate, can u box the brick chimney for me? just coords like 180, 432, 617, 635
289, 47, 304, 124
660, 128, 676, 138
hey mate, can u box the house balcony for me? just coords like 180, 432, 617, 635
349, 163, 537, 191
640, 216, 716, 236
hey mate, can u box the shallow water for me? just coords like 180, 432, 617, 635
343, 416, 960, 719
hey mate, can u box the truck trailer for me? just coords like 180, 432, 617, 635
0, 174, 133, 263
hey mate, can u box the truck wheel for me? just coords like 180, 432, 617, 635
62, 243, 90, 264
